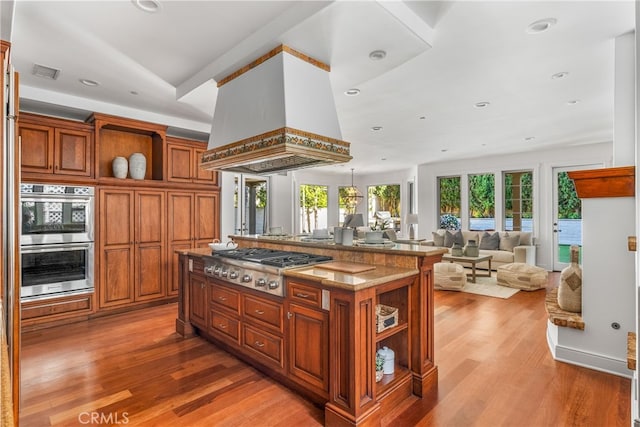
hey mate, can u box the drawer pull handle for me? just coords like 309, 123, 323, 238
255, 309, 265, 315
218, 296, 227, 301
218, 324, 227, 329
254, 341, 265, 348
295, 293, 309, 298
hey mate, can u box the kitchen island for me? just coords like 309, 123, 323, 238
176, 237, 446, 426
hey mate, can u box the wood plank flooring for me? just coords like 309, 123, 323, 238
20, 274, 631, 426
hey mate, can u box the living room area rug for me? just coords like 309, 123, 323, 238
461, 276, 520, 299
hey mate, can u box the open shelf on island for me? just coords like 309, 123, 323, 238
376, 365, 412, 397
376, 322, 408, 342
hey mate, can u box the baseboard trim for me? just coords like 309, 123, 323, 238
547, 322, 632, 378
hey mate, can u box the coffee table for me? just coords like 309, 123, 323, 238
441, 254, 493, 283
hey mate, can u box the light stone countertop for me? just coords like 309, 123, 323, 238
229, 234, 448, 257
178, 248, 418, 291
283, 264, 419, 291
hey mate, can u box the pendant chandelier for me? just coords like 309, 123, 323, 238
343, 168, 363, 214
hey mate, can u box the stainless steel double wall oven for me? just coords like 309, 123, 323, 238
20, 183, 95, 300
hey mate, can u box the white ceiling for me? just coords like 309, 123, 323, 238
7, 0, 635, 174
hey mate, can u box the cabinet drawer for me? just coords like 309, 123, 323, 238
191, 258, 204, 273
210, 284, 240, 314
288, 281, 323, 309
22, 294, 93, 320
243, 295, 283, 332
242, 324, 284, 368
209, 311, 240, 344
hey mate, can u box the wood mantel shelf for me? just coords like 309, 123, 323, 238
568, 166, 635, 198
545, 288, 585, 330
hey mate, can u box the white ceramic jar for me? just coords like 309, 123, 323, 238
377, 346, 395, 375
112, 156, 128, 179
128, 152, 146, 180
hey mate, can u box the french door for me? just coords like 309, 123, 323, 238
552, 165, 599, 271
234, 174, 269, 235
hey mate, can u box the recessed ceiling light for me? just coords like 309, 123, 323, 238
79, 78, 99, 87
344, 88, 360, 96
567, 99, 580, 105
552, 71, 569, 80
371, 126, 383, 131
474, 101, 490, 108
32, 64, 60, 80
526, 18, 557, 34
132, 0, 161, 13
369, 50, 386, 61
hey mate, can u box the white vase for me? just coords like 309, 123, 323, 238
128, 152, 146, 180
112, 156, 128, 179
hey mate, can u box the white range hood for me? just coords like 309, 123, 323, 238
201, 45, 352, 174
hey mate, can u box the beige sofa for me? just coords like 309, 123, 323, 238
422, 229, 536, 271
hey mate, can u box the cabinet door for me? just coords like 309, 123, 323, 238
99, 189, 135, 307
193, 147, 218, 185
135, 191, 165, 301
288, 302, 329, 394
19, 123, 54, 173
189, 274, 208, 330
167, 192, 194, 243
167, 144, 193, 182
167, 192, 194, 298
194, 192, 218, 243
55, 128, 92, 176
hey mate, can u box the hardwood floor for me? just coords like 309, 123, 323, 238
20, 274, 630, 426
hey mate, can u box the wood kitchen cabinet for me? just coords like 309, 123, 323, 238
167, 191, 219, 296
242, 293, 285, 370
206, 277, 285, 371
189, 257, 208, 331
99, 188, 166, 309
167, 137, 218, 185
19, 113, 93, 178
286, 280, 329, 398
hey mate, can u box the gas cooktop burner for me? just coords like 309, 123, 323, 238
213, 248, 290, 261
213, 248, 331, 266
261, 254, 332, 268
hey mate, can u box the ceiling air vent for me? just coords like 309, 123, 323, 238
32, 64, 61, 80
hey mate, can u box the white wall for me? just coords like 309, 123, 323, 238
550, 197, 635, 377
416, 142, 612, 271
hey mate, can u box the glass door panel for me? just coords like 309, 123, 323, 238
552, 165, 598, 271
234, 174, 268, 235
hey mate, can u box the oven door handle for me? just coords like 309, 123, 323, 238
21, 242, 93, 254
21, 195, 93, 204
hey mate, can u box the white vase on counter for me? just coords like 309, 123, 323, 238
128, 152, 146, 180
112, 156, 128, 179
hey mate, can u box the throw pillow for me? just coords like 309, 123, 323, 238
432, 232, 445, 247
444, 230, 464, 248
479, 231, 500, 250
499, 233, 521, 252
